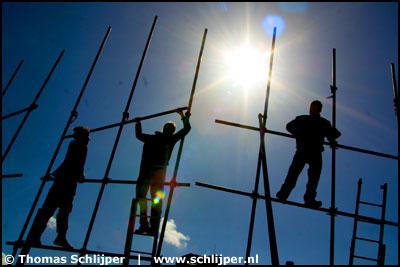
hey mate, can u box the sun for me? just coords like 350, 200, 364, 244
223, 44, 269, 88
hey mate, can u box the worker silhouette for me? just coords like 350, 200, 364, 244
135, 111, 191, 234
276, 100, 341, 208
28, 126, 89, 249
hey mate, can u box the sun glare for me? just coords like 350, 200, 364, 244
223, 44, 268, 88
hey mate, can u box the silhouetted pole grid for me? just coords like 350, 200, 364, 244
194, 181, 398, 227
2, 51, 64, 163
155, 28, 208, 259
2, 173, 23, 179
1, 104, 38, 120
195, 49, 399, 264
63, 107, 188, 138
13, 26, 112, 260
2, 59, 24, 97
329, 48, 338, 265
79, 16, 158, 258
242, 27, 279, 266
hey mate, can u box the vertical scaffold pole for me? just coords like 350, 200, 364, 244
80, 16, 158, 252
14, 26, 112, 259
390, 63, 399, 267
2, 59, 24, 97
156, 28, 208, 257
2, 52, 64, 163
329, 48, 337, 266
245, 27, 279, 266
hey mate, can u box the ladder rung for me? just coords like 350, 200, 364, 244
353, 255, 379, 262
135, 214, 151, 218
355, 237, 380, 243
134, 214, 161, 219
133, 231, 156, 237
359, 201, 383, 207
130, 250, 153, 256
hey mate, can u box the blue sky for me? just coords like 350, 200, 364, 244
2, 2, 398, 265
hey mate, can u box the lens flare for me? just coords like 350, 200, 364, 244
262, 15, 285, 37
152, 190, 165, 206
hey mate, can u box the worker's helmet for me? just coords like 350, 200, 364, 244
163, 121, 176, 135
73, 126, 90, 140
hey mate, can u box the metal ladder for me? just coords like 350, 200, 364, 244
349, 178, 388, 265
123, 198, 161, 265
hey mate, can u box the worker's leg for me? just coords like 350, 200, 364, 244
136, 176, 150, 228
54, 192, 75, 249
28, 186, 59, 244
304, 153, 323, 204
149, 168, 166, 233
277, 151, 306, 200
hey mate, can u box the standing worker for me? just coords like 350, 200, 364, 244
276, 100, 341, 208
28, 126, 90, 249
135, 111, 191, 234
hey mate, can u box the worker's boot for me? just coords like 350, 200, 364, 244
304, 199, 322, 208
135, 215, 150, 234
54, 234, 73, 250
304, 191, 322, 208
276, 189, 289, 201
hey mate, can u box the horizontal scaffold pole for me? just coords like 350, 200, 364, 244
2, 173, 23, 179
1, 104, 38, 120
64, 106, 187, 138
195, 181, 398, 227
215, 119, 397, 160
6, 241, 152, 262
40, 176, 190, 187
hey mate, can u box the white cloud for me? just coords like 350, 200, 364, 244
3, 252, 7, 265
47, 216, 57, 230
159, 218, 190, 249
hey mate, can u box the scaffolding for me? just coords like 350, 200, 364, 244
2, 53, 64, 179
7, 16, 209, 265
4, 17, 399, 266
194, 27, 399, 265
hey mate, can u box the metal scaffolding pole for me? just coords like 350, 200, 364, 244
41, 176, 190, 187
244, 27, 279, 266
2, 59, 24, 97
63, 107, 187, 138
194, 181, 398, 227
214, 119, 397, 160
329, 48, 338, 266
2, 51, 64, 163
14, 26, 112, 259
1, 104, 38, 120
156, 28, 208, 258
2, 173, 23, 179
80, 16, 157, 253
390, 62, 399, 266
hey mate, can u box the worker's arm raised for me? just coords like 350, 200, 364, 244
135, 121, 152, 142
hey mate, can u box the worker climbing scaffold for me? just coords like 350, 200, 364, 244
134, 110, 191, 235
